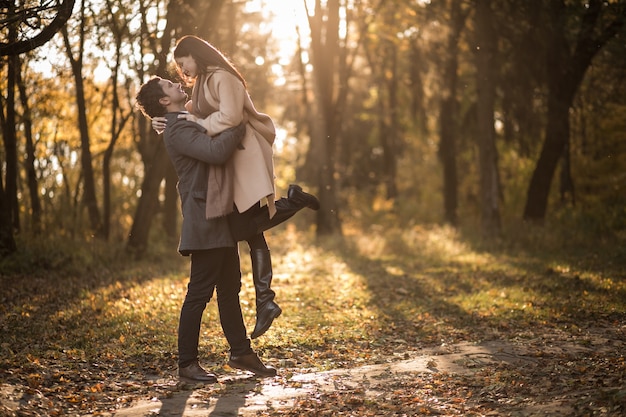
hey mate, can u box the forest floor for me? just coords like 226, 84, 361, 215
79, 335, 626, 416
1, 222, 625, 416
2, 327, 624, 416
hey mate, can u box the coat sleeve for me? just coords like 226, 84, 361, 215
167, 122, 245, 165
196, 71, 246, 136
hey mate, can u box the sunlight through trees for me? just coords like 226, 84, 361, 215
0, 0, 624, 256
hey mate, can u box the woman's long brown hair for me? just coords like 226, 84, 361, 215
173, 35, 247, 88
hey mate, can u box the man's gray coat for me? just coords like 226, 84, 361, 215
162, 113, 245, 255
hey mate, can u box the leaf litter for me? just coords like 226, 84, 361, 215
1, 224, 625, 416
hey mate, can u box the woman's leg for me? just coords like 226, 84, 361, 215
246, 233, 282, 339
228, 184, 320, 242
252, 185, 320, 235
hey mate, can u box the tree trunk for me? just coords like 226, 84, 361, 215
523, 0, 624, 221
523, 92, 570, 221
382, 37, 399, 200
559, 141, 575, 205
61, 6, 102, 236
102, 4, 132, 241
409, 39, 427, 137
439, 99, 458, 226
0, 60, 17, 255
475, 0, 501, 236
127, 133, 170, 257
0, 181, 17, 257
16, 56, 42, 234
4, 50, 20, 232
294, 26, 317, 185
306, 0, 342, 236
367, 28, 400, 201
438, 0, 466, 226
102, 140, 114, 239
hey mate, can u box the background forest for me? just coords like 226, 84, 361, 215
1, 1, 626, 415
1, 0, 626, 258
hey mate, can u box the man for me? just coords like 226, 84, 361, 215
135, 76, 276, 382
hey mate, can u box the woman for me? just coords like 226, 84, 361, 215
152, 35, 319, 340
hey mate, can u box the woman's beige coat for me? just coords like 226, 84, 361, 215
191, 68, 276, 218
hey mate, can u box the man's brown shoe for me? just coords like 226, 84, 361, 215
179, 361, 217, 382
228, 352, 277, 377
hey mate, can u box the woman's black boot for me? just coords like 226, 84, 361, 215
250, 248, 282, 339
287, 184, 320, 210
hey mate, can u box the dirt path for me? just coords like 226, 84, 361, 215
3, 335, 622, 416
108, 340, 547, 416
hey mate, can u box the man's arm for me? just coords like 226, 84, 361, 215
166, 121, 246, 165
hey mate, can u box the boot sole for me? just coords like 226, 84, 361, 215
178, 375, 218, 384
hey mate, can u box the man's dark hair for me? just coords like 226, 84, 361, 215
135, 77, 166, 118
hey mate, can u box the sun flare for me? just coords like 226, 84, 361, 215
245, 0, 310, 60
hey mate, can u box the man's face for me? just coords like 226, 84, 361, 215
158, 78, 188, 106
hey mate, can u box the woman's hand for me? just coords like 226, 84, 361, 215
152, 117, 167, 134
177, 113, 200, 124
